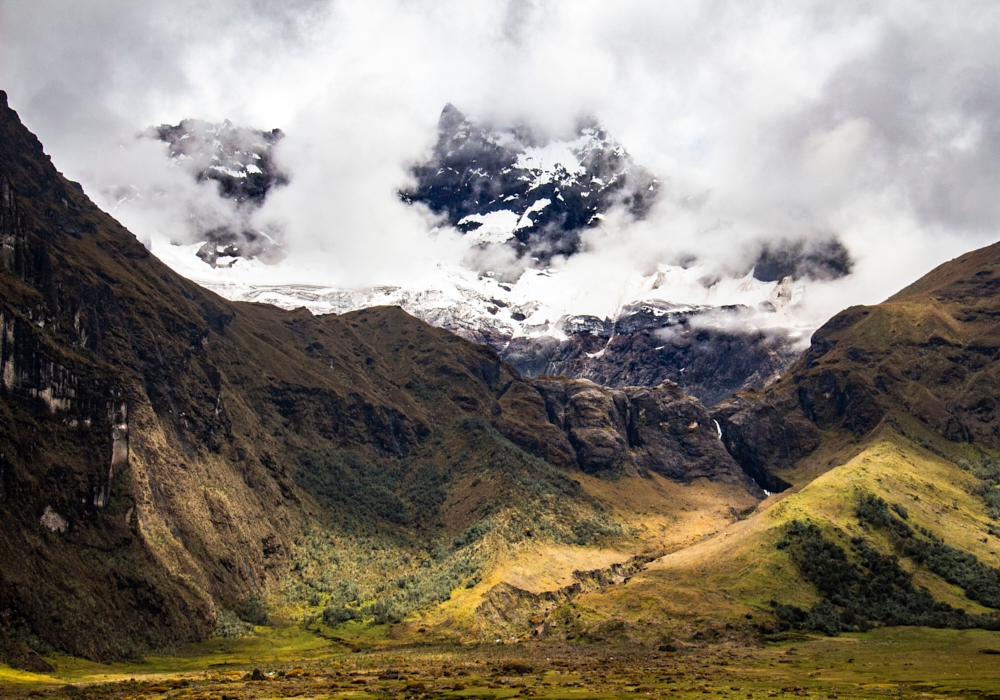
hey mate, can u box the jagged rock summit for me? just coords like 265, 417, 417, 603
132, 118, 288, 267
400, 104, 659, 259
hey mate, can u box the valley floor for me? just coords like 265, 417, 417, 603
3, 624, 1000, 699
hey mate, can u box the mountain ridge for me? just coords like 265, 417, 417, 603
713, 240, 1000, 490
8, 84, 1000, 676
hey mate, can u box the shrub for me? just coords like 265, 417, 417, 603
322, 605, 361, 625
452, 519, 492, 549
969, 457, 1000, 520
234, 594, 270, 626
213, 609, 253, 638
856, 492, 1000, 609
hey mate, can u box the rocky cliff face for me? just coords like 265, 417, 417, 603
151, 119, 287, 210
712, 241, 1000, 490
529, 377, 758, 489
0, 92, 757, 663
502, 301, 798, 407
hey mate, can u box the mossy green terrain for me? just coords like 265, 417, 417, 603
7, 624, 1000, 698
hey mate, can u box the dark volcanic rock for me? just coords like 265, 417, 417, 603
528, 377, 763, 493
401, 104, 659, 260
501, 302, 800, 407
151, 119, 286, 208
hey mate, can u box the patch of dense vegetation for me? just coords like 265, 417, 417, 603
290, 417, 605, 531
212, 594, 271, 638
856, 492, 1000, 609
959, 456, 1000, 522
283, 418, 625, 627
773, 521, 970, 634
291, 448, 435, 526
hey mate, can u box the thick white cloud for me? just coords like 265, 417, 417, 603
2, 0, 998, 326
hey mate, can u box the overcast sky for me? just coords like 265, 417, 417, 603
2, 0, 999, 325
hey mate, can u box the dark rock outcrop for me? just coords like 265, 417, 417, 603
142, 119, 287, 266
400, 104, 659, 260
525, 377, 761, 492
750, 236, 853, 282
501, 302, 799, 406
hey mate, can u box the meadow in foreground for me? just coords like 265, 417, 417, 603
4, 623, 1000, 699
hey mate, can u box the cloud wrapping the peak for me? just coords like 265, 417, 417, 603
2, 0, 999, 325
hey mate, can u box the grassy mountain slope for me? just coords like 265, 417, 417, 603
421, 239, 1000, 648
554, 242, 1000, 643
715, 242, 1000, 490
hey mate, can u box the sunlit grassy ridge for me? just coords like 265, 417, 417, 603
577, 422, 1000, 640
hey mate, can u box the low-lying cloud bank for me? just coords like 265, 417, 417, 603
2, 0, 999, 330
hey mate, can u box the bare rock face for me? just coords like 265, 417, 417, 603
502, 302, 800, 407
537, 379, 630, 474
530, 378, 762, 493
710, 394, 818, 493
139, 119, 288, 266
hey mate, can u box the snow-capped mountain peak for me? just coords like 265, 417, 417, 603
400, 105, 659, 259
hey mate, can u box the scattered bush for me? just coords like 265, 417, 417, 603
856, 492, 1000, 609
969, 457, 1000, 520
774, 520, 978, 634
452, 520, 492, 549
281, 415, 624, 628
234, 594, 270, 626
213, 609, 253, 638
292, 448, 409, 525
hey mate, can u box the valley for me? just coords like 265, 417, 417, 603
4, 81, 1000, 699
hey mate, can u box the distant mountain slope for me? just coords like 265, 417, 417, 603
509, 241, 1000, 646
0, 91, 757, 665
140, 105, 808, 405
714, 240, 1000, 491
501, 301, 798, 406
